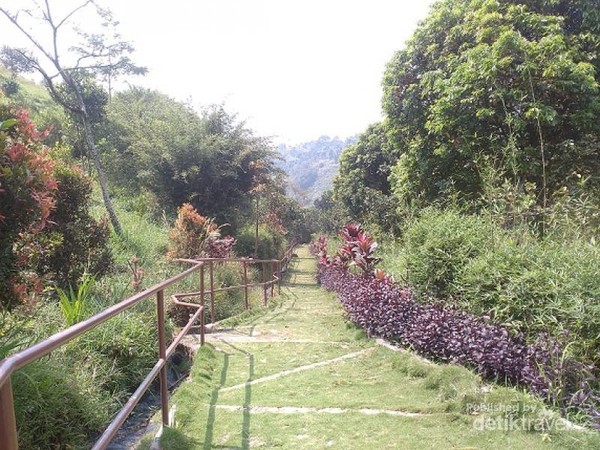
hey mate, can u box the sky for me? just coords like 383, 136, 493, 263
1, 0, 436, 144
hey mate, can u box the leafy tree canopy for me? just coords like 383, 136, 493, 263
102, 87, 281, 228
383, 0, 600, 209
333, 122, 399, 232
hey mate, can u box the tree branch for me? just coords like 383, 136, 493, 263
55, 0, 93, 31
0, 7, 56, 65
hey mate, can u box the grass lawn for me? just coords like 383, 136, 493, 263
138, 247, 600, 450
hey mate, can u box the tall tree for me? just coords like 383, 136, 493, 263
0, 0, 146, 235
333, 122, 398, 231
103, 88, 279, 228
382, 0, 600, 216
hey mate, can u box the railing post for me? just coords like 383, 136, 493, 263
243, 261, 249, 310
278, 260, 282, 294
200, 264, 205, 346
156, 289, 169, 428
271, 261, 275, 297
262, 262, 267, 306
209, 261, 215, 324
0, 378, 18, 450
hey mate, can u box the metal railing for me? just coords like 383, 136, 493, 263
0, 244, 296, 449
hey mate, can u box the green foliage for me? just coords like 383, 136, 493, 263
102, 88, 278, 227
235, 224, 287, 259
312, 190, 349, 234
32, 162, 113, 288
75, 310, 161, 401
55, 274, 94, 326
0, 313, 31, 359
212, 263, 247, 321
402, 208, 495, 297
333, 123, 399, 232
276, 197, 316, 243
454, 237, 600, 363
383, 0, 600, 212
13, 358, 113, 450
0, 102, 57, 307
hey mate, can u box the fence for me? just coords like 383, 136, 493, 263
0, 244, 296, 449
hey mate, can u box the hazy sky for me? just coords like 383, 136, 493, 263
1, 0, 436, 144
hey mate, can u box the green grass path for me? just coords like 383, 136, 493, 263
156, 247, 600, 450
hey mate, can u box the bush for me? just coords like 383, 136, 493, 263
402, 208, 495, 297
212, 263, 248, 321
167, 203, 233, 259
0, 105, 57, 307
29, 163, 113, 288
235, 224, 287, 259
315, 225, 600, 427
454, 238, 600, 364
74, 310, 162, 402
13, 358, 113, 449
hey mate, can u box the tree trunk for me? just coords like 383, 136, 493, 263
81, 115, 123, 236
254, 196, 259, 258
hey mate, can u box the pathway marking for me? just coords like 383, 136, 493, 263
219, 348, 372, 392
209, 404, 436, 417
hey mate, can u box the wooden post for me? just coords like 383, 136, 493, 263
243, 260, 249, 310
156, 289, 169, 427
209, 261, 215, 324
200, 264, 205, 346
0, 378, 18, 450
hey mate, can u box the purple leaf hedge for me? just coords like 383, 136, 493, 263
312, 228, 600, 428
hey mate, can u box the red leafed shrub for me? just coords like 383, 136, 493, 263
1, 104, 57, 307
168, 203, 233, 259
203, 235, 236, 259
315, 224, 381, 275
308, 235, 328, 257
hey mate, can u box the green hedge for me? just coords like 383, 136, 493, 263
402, 208, 495, 297
394, 208, 600, 365
235, 224, 287, 260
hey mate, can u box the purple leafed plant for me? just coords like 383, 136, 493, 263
311, 228, 600, 428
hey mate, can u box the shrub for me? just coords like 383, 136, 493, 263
317, 263, 600, 426
56, 274, 94, 326
402, 208, 495, 297
167, 203, 232, 259
212, 263, 247, 321
454, 238, 600, 364
235, 224, 286, 259
13, 358, 113, 449
75, 310, 162, 402
204, 235, 235, 259
29, 163, 113, 288
315, 225, 600, 427
0, 105, 57, 307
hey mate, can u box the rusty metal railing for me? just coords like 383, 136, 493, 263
0, 242, 296, 449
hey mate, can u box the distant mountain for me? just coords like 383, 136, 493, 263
277, 135, 357, 206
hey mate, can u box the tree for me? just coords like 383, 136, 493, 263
382, 0, 600, 218
333, 122, 398, 231
0, 0, 147, 235
103, 89, 279, 229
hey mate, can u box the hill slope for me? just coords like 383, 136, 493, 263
277, 135, 356, 206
